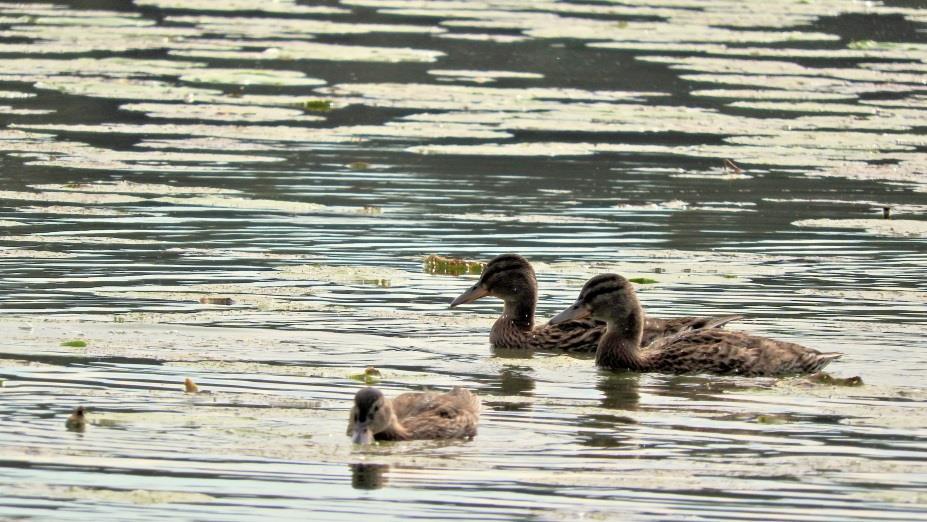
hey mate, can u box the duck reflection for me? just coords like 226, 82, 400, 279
575, 371, 641, 448
350, 463, 389, 490
597, 370, 641, 411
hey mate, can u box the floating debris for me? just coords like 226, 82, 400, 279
723, 159, 743, 174
199, 296, 234, 306
301, 99, 333, 112
883, 207, 892, 220
628, 277, 658, 285
349, 366, 382, 385
61, 339, 87, 348
347, 161, 370, 170
423, 254, 485, 276
65, 406, 87, 432
184, 377, 199, 394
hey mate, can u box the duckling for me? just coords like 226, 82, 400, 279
347, 387, 480, 445
450, 253, 742, 351
65, 406, 86, 432
550, 274, 842, 376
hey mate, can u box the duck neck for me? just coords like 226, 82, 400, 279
595, 307, 645, 370
490, 295, 536, 347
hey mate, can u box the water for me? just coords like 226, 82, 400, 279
1, 0, 926, 520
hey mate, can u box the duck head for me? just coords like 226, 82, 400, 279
550, 273, 639, 326
348, 387, 394, 445
450, 254, 537, 308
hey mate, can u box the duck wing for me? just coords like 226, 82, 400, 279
394, 388, 481, 440
643, 315, 744, 345
532, 318, 605, 352
643, 329, 841, 376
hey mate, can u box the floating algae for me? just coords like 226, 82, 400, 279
301, 99, 334, 112
423, 254, 485, 276
349, 366, 382, 385
628, 278, 658, 285
61, 339, 87, 348
792, 218, 927, 238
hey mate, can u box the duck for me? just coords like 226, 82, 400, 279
347, 387, 480, 444
450, 253, 742, 351
550, 273, 842, 376
65, 406, 86, 432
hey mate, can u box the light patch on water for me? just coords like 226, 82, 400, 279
0, 106, 52, 115
31, 181, 239, 196
135, 137, 283, 152
15, 122, 354, 145
178, 68, 326, 87
0, 190, 145, 205
728, 101, 882, 114
168, 15, 446, 38
154, 195, 372, 216
120, 102, 320, 123
276, 264, 411, 286
792, 218, 927, 238
8, 484, 215, 505
0, 234, 165, 245
0, 90, 35, 98
134, 0, 349, 15
0, 248, 76, 258
690, 89, 857, 101
317, 82, 662, 111
170, 40, 444, 63
17, 205, 131, 216
796, 288, 927, 305
427, 69, 544, 83
429, 213, 603, 224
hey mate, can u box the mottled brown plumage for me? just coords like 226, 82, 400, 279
450, 254, 741, 351
550, 274, 842, 376
347, 387, 480, 444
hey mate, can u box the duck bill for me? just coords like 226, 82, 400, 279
351, 424, 374, 445
450, 284, 490, 307
549, 302, 591, 325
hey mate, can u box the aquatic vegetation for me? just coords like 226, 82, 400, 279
61, 339, 87, 348
628, 277, 658, 285
301, 99, 334, 112
348, 366, 382, 385
423, 254, 485, 276
806, 372, 864, 387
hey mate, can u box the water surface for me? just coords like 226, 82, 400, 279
1, 0, 926, 520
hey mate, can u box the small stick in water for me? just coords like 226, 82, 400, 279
723, 159, 743, 173
882, 207, 891, 219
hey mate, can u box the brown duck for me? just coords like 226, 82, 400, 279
347, 387, 480, 444
550, 273, 842, 376
450, 253, 742, 351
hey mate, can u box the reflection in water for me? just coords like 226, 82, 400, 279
497, 366, 535, 396
597, 371, 641, 411
350, 463, 389, 490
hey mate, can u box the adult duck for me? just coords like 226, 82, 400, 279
450, 254, 741, 351
550, 273, 842, 376
348, 387, 480, 444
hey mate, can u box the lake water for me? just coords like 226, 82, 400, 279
1, 0, 926, 520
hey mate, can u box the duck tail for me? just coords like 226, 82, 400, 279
704, 314, 745, 330
814, 352, 843, 370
